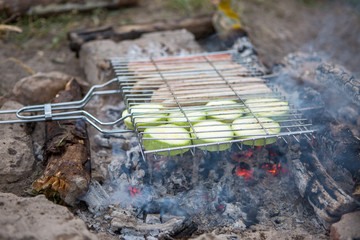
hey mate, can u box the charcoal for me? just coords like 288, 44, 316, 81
108, 150, 127, 180
80, 180, 110, 214
136, 196, 189, 223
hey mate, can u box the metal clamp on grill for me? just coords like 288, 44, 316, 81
44, 104, 52, 120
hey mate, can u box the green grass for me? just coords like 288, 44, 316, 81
0, 8, 134, 49
2, 12, 80, 49
0, 0, 214, 49
165, 0, 214, 16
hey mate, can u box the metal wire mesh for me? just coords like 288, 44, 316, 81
0, 50, 314, 157
110, 51, 314, 157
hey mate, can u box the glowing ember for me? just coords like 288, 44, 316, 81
215, 204, 225, 213
262, 162, 289, 176
235, 166, 253, 180
243, 149, 253, 158
270, 152, 278, 157
128, 186, 141, 197
231, 149, 253, 162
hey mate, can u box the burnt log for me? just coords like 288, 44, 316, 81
291, 143, 357, 228
32, 79, 91, 205
159, 218, 198, 240
68, 13, 215, 53
110, 207, 197, 239
0, 0, 138, 19
316, 63, 360, 107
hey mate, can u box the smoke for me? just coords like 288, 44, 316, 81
300, 3, 360, 79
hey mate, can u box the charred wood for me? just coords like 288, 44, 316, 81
68, 14, 215, 53
316, 64, 360, 107
32, 79, 91, 205
111, 208, 188, 234
159, 217, 198, 240
0, 0, 138, 19
291, 141, 357, 228
354, 170, 360, 200
136, 197, 189, 224
318, 121, 360, 179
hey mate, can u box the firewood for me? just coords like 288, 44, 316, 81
0, 0, 138, 19
291, 142, 357, 228
160, 218, 198, 240
68, 14, 215, 53
111, 209, 186, 233
32, 79, 91, 205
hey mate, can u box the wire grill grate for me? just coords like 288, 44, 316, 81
0, 50, 314, 158
110, 50, 314, 157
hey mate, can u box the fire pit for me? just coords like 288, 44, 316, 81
76, 49, 358, 239
0, 39, 358, 239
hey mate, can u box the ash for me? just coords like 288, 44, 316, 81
79, 117, 326, 239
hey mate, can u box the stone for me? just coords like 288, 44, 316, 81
12, 71, 74, 105
0, 101, 35, 184
0, 192, 98, 240
330, 211, 360, 240
80, 29, 203, 84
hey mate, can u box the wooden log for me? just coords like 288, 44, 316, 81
111, 208, 186, 233
0, 0, 138, 19
291, 143, 357, 229
68, 14, 215, 53
354, 171, 360, 199
316, 63, 360, 107
32, 79, 91, 205
161, 218, 198, 240
110, 207, 197, 239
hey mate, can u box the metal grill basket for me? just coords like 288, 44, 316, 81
0, 50, 314, 158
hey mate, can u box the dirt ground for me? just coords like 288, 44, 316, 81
0, 0, 359, 196
236, 0, 360, 75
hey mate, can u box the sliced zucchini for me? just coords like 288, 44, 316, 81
191, 120, 233, 151
167, 110, 206, 130
122, 104, 167, 131
143, 124, 191, 156
245, 98, 290, 120
205, 100, 245, 123
232, 117, 280, 146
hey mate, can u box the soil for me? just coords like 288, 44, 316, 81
236, 0, 360, 76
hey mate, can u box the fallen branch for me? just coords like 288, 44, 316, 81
68, 13, 215, 53
32, 79, 91, 205
0, 0, 138, 19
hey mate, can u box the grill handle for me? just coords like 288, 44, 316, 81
0, 78, 133, 134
